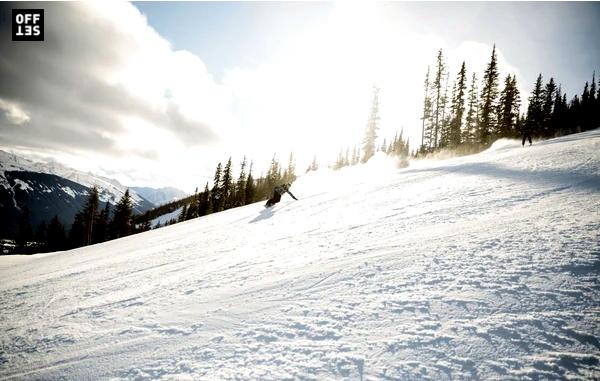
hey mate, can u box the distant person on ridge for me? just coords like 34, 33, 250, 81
265, 183, 297, 207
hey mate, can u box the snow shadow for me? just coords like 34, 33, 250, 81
249, 207, 274, 223
403, 162, 600, 192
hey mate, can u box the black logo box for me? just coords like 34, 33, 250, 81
12, 9, 44, 41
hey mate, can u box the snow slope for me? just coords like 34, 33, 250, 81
150, 206, 184, 228
1, 131, 599, 380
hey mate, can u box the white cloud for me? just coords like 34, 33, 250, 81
0, 1, 527, 192
0, 98, 30, 125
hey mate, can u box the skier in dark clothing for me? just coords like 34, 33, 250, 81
522, 128, 532, 146
265, 183, 297, 207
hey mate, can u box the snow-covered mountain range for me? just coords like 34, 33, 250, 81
0, 130, 598, 380
131, 186, 188, 206
0, 150, 156, 237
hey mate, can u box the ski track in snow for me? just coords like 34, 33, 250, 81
1, 131, 599, 380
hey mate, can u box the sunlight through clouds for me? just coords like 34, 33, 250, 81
0, 1, 571, 192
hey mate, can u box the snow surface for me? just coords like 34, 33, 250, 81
150, 207, 184, 228
1, 131, 599, 380
12, 179, 32, 192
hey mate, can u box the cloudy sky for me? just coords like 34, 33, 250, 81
0, 1, 599, 193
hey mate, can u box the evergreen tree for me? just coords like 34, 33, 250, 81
448, 62, 467, 147
245, 164, 256, 205
478, 44, 500, 144
16, 206, 33, 249
221, 157, 234, 209
138, 220, 152, 232
284, 152, 296, 183
590, 72, 597, 103
47, 215, 66, 252
82, 186, 99, 246
438, 71, 451, 148
432, 50, 446, 148
199, 182, 210, 215
34, 220, 47, 248
334, 149, 345, 170
596, 75, 600, 129
236, 157, 247, 206
541, 77, 557, 137
111, 189, 133, 239
186, 188, 200, 220
211, 162, 223, 212
582, 72, 598, 131
569, 94, 582, 133
526, 74, 545, 136
362, 86, 380, 162
420, 66, 433, 152
69, 212, 85, 248
463, 72, 479, 143
93, 202, 110, 244
179, 204, 188, 222
550, 86, 568, 137
266, 155, 281, 189
497, 75, 521, 138
351, 147, 359, 166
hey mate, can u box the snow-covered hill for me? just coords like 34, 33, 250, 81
0, 131, 599, 380
150, 206, 184, 228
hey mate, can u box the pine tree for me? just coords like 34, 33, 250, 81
199, 182, 210, 215
526, 74, 545, 136
438, 72, 451, 148
82, 186, 99, 246
93, 202, 110, 244
244, 165, 255, 205
583, 72, 598, 131
111, 189, 133, 239
34, 220, 47, 247
179, 204, 188, 222
186, 188, 200, 220
497, 75, 521, 138
596, 75, 600, 129
266, 155, 281, 189
362, 86, 380, 163
15, 206, 33, 249
334, 149, 345, 170
569, 94, 582, 133
284, 152, 296, 182
235, 157, 248, 206
589, 72, 596, 103
421, 66, 433, 152
221, 157, 234, 209
551, 86, 568, 136
47, 215, 66, 252
69, 212, 85, 248
432, 50, 446, 149
448, 62, 467, 147
211, 162, 223, 212
463, 72, 479, 143
478, 44, 500, 144
381, 139, 388, 155
541, 77, 557, 137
